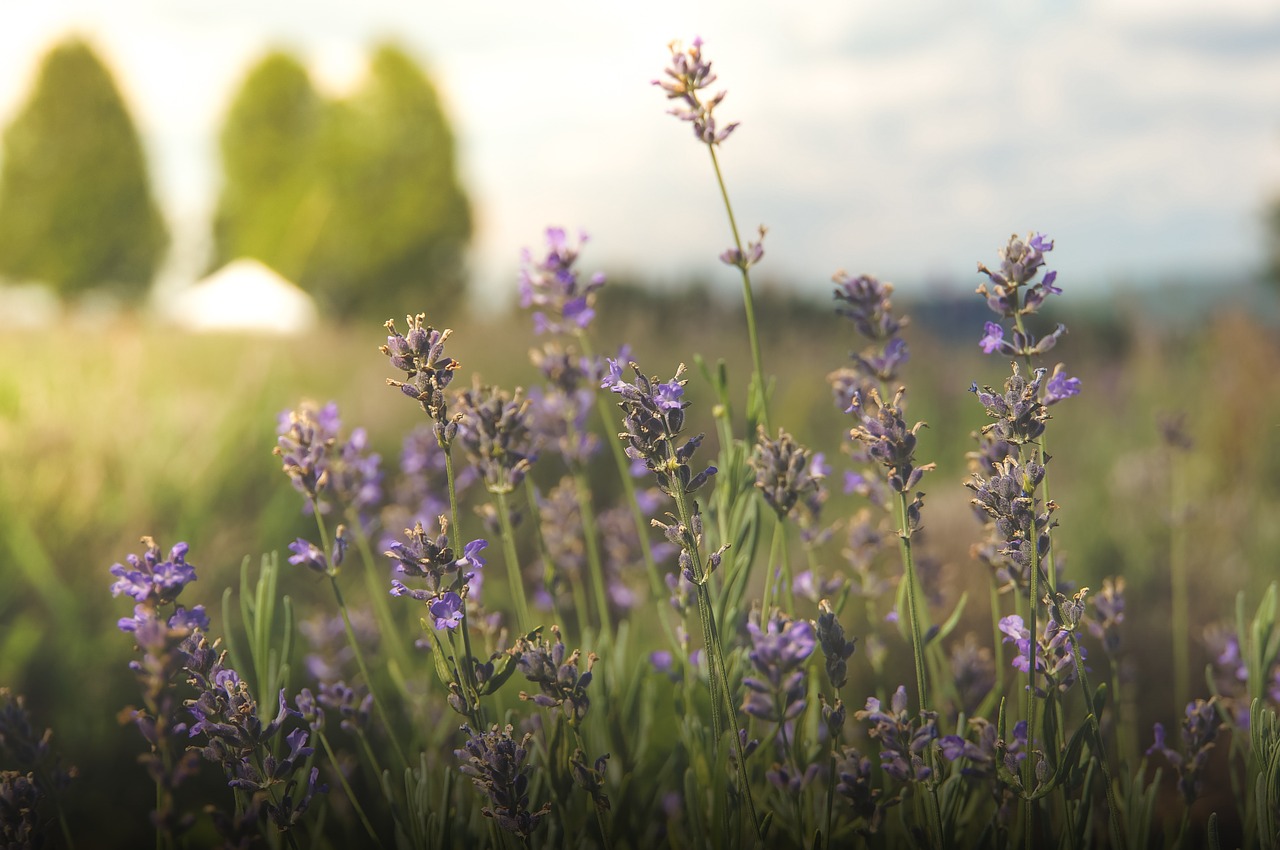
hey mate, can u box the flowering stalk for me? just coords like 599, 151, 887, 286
382, 314, 489, 722
656, 38, 770, 430
603, 360, 764, 838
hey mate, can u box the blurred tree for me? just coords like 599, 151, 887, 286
0, 38, 168, 300
213, 43, 472, 319
211, 50, 327, 284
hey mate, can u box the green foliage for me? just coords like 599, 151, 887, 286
0, 38, 168, 299
212, 43, 472, 320
211, 51, 327, 283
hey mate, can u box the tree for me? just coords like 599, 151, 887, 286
211, 50, 327, 283
0, 38, 168, 300
213, 43, 472, 319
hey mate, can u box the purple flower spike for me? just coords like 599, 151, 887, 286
429, 592, 464, 631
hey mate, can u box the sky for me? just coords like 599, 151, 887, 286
1, 0, 1279, 306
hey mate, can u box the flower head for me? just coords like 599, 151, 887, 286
519, 228, 605, 336
654, 38, 739, 145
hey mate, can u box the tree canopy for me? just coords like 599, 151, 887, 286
0, 38, 168, 299
213, 44, 472, 320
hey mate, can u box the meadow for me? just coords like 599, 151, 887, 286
5, 38, 1280, 850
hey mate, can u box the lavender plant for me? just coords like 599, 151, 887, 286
18, 30, 1277, 850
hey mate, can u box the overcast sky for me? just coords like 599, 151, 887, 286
2, 0, 1279, 305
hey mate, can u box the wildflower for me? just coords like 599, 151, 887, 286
455, 383, 537, 495
847, 387, 935, 497
654, 37, 739, 146
1043, 364, 1081, 405
949, 634, 997, 717
109, 538, 198, 609
604, 360, 717, 499
998, 614, 1080, 695
515, 626, 597, 725
976, 232, 1058, 319
569, 749, 611, 812
1147, 698, 1221, 804
429, 592, 465, 631
386, 518, 487, 599
969, 363, 1049, 447
382, 313, 462, 446
855, 686, 937, 783
750, 427, 825, 521
834, 747, 886, 833
315, 681, 373, 734
740, 613, 816, 724
455, 724, 551, 839
275, 402, 382, 521
720, 225, 766, 270
520, 227, 606, 336
1089, 577, 1125, 655
966, 455, 1056, 591
834, 272, 905, 342
815, 601, 857, 690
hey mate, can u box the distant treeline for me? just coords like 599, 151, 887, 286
0, 38, 470, 318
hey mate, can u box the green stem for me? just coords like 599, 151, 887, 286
327, 571, 410, 773
494, 489, 531, 634
570, 462, 614, 637
760, 515, 784, 618
706, 144, 770, 432
895, 494, 946, 848
316, 728, 387, 850
895, 491, 930, 713
990, 578, 1006, 708
670, 483, 764, 840
345, 510, 414, 682
777, 516, 794, 613
1170, 452, 1190, 718
442, 447, 484, 719
523, 478, 567, 635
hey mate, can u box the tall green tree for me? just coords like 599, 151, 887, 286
0, 38, 168, 300
213, 43, 472, 319
211, 50, 327, 283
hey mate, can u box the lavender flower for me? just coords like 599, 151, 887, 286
1089, 577, 1125, 655
976, 232, 1060, 321
455, 383, 537, 495
833, 272, 905, 342
855, 686, 937, 783
815, 601, 857, 690
721, 225, 766, 270
455, 724, 551, 839
834, 747, 886, 833
382, 313, 462, 446
0, 771, 42, 847
1043, 364, 1081, 406
966, 454, 1055, 592
519, 227, 605, 336
515, 626, 597, 726
275, 402, 382, 521
998, 614, 1080, 696
654, 37, 739, 145
847, 387, 935, 500
949, 634, 997, 717
750, 427, 825, 521
109, 538, 198, 610
604, 360, 717, 499
740, 613, 816, 724
1147, 698, 1221, 804
386, 518, 487, 600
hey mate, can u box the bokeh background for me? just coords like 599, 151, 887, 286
2, 1, 1280, 846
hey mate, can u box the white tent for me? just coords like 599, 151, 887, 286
164, 258, 318, 335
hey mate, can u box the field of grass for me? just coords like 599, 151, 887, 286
3, 285, 1280, 848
